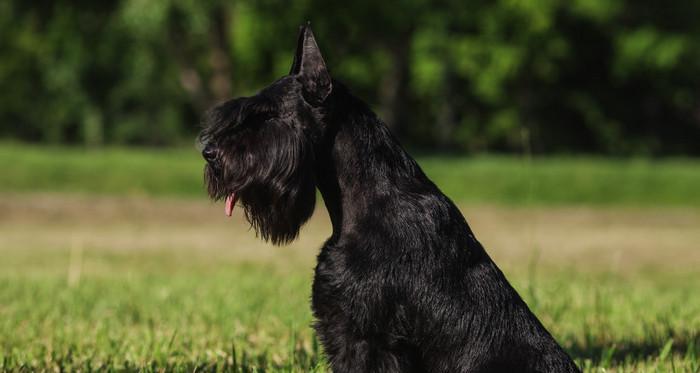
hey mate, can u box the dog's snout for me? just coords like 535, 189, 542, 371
202, 146, 218, 163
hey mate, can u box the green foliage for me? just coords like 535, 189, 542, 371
1, 143, 700, 206
615, 28, 689, 76
1, 0, 700, 154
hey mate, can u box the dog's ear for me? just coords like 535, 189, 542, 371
290, 23, 332, 106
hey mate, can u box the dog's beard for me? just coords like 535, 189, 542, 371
238, 175, 316, 245
203, 132, 317, 245
204, 165, 228, 202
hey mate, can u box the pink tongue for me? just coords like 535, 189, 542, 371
225, 193, 235, 217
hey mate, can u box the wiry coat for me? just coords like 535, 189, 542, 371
200, 25, 580, 373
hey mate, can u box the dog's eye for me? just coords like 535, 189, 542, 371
243, 114, 276, 129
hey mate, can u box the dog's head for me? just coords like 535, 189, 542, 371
198, 25, 331, 245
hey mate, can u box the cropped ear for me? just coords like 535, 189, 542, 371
290, 24, 332, 105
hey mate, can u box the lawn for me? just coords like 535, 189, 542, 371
1, 143, 699, 372
1, 142, 699, 205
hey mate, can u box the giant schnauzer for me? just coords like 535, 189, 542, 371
200, 25, 580, 373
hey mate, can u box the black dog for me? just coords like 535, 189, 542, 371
200, 25, 580, 373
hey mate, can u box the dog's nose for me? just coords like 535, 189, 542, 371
202, 146, 218, 163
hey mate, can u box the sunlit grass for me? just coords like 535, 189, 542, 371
1, 245, 698, 372
1, 142, 700, 205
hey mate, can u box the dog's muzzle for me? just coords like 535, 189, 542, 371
202, 145, 218, 164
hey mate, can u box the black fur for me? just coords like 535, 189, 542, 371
200, 25, 580, 372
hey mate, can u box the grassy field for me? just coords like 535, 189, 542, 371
1, 144, 699, 372
2, 142, 700, 205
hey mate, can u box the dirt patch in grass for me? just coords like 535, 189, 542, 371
1, 193, 698, 273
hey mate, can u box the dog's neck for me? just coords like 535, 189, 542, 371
313, 83, 438, 238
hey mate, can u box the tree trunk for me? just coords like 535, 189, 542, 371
379, 35, 411, 139
168, 4, 233, 110
207, 6, 232, 103
436, 66, 457, 150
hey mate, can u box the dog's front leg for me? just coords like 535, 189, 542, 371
312, 258, 422, 372
313, 316, 420, 373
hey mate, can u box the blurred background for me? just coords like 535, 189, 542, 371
3, 0, 700, 154
1, 0, 699, 371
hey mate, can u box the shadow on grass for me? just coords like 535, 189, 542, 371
568, 335, 698, 366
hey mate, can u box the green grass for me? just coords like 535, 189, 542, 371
1, 247, 698, 372
2, 143, 699, 371
2, 142, 700, 205
1, 256, 320, 371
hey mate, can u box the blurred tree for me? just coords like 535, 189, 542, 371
0, 0, 699, 154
